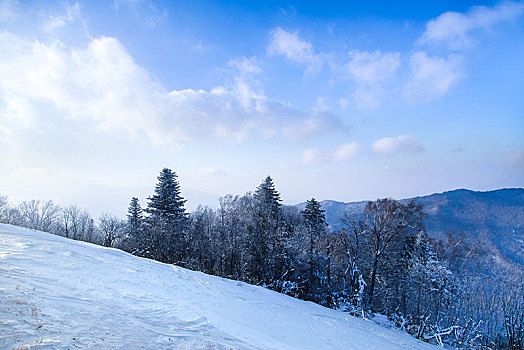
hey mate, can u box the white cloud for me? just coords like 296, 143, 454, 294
345, 50, 401, 85
0, 33, 343, 147
267, 27, 322, 72
404, 51, 461, 100
337, 50, 401, 108
372, 135, 424, 156
198, 167, 227, 176
302, 148, 318, 163
228, 56, 263, 77
44, 2, 81, 31
302, 142, 363, 164
420, 1, 524, 50
283, 111, 346, 141
333, 142, 363, 161
114, 0, 168, 27
0, 93, 37, 147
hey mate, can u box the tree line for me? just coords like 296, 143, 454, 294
0, 168, 522, 349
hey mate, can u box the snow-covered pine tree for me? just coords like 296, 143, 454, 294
124, 197, 145, 254
302, 198, 327, 301
146, 168, 187, 220
128, 197, 143, 228
145, 168, 188, 263
254, 176, 282, 219
248, 176, 283, 285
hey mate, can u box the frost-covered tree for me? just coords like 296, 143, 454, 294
147, 168, 187, 220
344, 198, 425, 311
0, 195, 9, 223
61, 204, 93, 241
247, 176, 283, 284
302, 198, 327, 301
216, 193, 253, 278
145, 168, 188, 263
17, 200, 60, 232
123, 197, 145, 253
99, 213, 125, 248
187, 205, 216, 273
127, 197, 143, 229
335, 225, 366, 315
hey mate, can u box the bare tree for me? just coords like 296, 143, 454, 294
353, 199, 425, 310
0, 195, 10, 223
61, 204, 92, 241
39, 200, 61, 232
17, 200, 60, 232
99, 213, 124, 247
18, 200, 41, 229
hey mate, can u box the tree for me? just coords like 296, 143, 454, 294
127, 197, 143, 230
147, 168, 187, 220
302, 198, 327, 301
17, 199, 60, 232
357, 198, 425, 310
59, 204, 94, 242
216, 194, 253, 278
247, 176, 283, 284
124, 197, 145, 254
187, 205, 216, 273
0, 195, 9, 223
145, 168, 188, 263
99, 213, 125, 247
336, 222, 366, 315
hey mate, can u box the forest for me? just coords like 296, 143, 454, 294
1, 168, 522, 349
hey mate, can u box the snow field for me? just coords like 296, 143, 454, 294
0, 224, 436, 349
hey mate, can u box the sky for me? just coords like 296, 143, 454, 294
0, 0, 523, 216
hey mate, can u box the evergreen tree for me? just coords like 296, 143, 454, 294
146, 168, 187, 220
125, 197, 145, 254
145, 168, 188, 263
254, 176, 282, 219
127, 197, 143, 228
302, 198, 327, 301
248, 176, 283, 285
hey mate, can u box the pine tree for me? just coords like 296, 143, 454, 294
146, 168, 187, 220
125, 197, 145, 254
254, 176, 282, 219
302, 198, 327, 301
145, 168, 188, 263
127, 197, 143, 228
248, 176, 283, 285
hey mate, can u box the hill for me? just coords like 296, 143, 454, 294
297, 188, 524, 280
0, 224, 435, 349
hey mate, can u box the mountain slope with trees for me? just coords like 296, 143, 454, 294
300, 188, 524, 281
1, 173, 522, 349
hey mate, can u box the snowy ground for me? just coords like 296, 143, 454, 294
0, 224, 436, 349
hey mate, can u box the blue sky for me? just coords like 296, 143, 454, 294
0, 0, 523, 216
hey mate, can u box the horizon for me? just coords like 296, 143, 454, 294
1, 0, 523, 217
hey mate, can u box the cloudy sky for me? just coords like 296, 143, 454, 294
0, 0, 523, 216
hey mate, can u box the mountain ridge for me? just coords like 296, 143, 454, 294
296, 188, 524, 281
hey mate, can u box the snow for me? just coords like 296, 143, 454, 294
0, 224, 436, 349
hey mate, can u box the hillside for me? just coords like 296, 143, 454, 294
0, 224, 435, 350
298, 188, 524, 280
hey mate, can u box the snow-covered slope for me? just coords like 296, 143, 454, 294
0, 224, 435, 349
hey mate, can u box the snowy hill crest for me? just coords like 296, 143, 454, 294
0, 224, 435, 349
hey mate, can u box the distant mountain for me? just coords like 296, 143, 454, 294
297, 188, 524, 281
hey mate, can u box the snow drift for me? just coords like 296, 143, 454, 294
0, 224, 435, 349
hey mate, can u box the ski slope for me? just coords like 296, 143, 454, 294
0, 224, 435, 349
